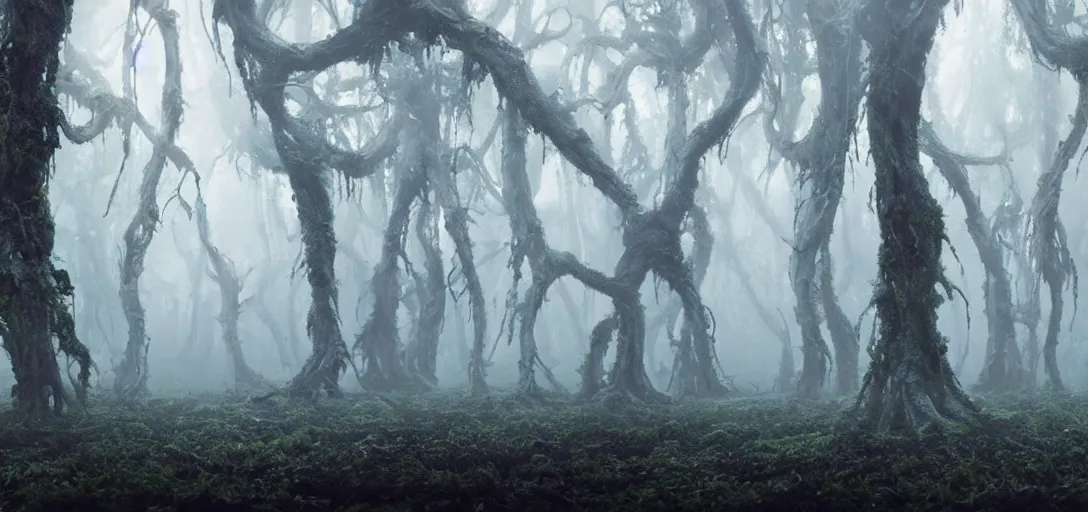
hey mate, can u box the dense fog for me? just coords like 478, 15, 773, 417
3, 0, 1086, 403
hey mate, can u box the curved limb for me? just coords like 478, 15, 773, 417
192, 179, 266, 392
501, 106, 635, 398
114, 2, 183, 399
1010, 0, 1088, 393
918, 121, 1023, 392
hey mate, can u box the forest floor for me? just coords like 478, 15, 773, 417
1, 389, 1087, 511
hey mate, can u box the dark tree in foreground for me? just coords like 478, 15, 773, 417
0, 0, 92, 415
854, 0, 977, 431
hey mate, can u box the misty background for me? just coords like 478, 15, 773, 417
4, 0, 1083, 396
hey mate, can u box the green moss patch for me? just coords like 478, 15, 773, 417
1, 391, 1087, 510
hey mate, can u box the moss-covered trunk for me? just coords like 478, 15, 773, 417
0, 0, 92, 415
855, 0, 976, 431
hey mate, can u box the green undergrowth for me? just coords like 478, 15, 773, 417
1, 390, 1087, 511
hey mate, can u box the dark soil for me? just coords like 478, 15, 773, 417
1, 390, 1086, 511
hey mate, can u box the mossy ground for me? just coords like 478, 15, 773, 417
1, 390, 1087, 511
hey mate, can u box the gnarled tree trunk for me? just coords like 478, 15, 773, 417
0, 0, 92, 416
113, 2, 183, 398
1009, 0, 1088, 393
854, 0, 977, 431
